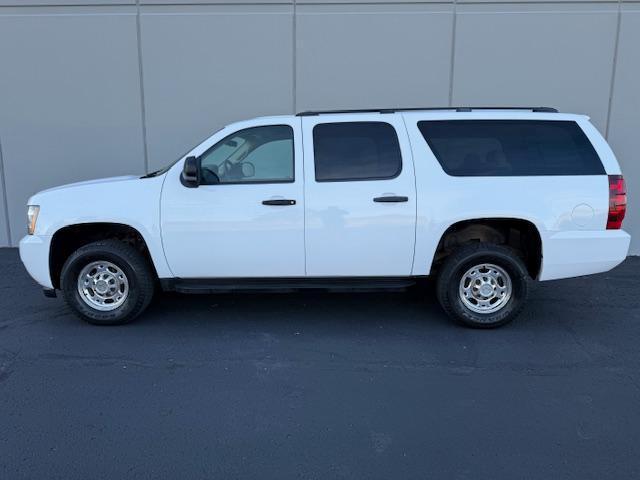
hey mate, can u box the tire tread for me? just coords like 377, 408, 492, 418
60, 239, 155, 325
436, 242, 529, 328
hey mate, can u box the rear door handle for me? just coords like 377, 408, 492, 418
373, 196, 408, 203
262, 199, 296, 206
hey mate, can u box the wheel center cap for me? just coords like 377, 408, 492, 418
95, 280, 109, 294
479, 284, 494, 297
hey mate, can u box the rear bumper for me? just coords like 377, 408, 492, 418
539, 230, 631, 281
19, 235, 53, 289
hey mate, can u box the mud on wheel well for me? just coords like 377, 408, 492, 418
432, 219, 542, 279
49, 223, 156, 289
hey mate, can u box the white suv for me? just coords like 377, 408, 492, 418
19, 107, 630, 328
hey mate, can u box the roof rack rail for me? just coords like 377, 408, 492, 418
296, 106, 559, 116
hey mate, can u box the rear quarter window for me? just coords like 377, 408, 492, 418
417, 120, 605, 176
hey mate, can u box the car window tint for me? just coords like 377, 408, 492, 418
417, 120, 604, 176
313, 122, 402, 182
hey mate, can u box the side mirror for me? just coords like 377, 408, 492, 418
181, 156, 200, 188
241, 162, 255, 178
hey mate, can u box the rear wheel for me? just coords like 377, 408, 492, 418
60, 240, 155, 325
436, 243, 529, 328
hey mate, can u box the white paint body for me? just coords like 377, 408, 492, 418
160, 116, 306, 278
301, 113, 417, 276
19, 110, 631, 290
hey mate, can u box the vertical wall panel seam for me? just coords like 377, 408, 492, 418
448, 0, 457, 106
0, 136, 11, 245
605, 0, 622, 139
136, 0, 150, 173
292, 0, 297, 114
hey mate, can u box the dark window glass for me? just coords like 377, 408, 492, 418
417, 120, 605, 176
199, 125, 294, 185
313, 122, 402, 182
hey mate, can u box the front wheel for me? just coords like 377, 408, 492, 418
436, 243, 530, 328
60, 240, 155, 325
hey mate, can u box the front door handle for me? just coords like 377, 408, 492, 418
373, 196, 408, 203
262, 199, 296, 206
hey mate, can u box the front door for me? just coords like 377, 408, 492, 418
160, 117, 305, 278
301, 114, 417, 276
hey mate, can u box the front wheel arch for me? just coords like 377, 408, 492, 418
49, 222, 157, 289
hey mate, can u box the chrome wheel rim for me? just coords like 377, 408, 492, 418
458, 263, 512, 314
77, 260, 129, 311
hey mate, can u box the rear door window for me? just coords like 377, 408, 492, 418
313, 122, 402, 182
417, 120, 604, 176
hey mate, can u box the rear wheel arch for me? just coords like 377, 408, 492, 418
49, 222, 157, 289
431, 218, 543, 280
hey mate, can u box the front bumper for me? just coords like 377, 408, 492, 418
19, 235, 54, 289
539, 229, 631, 281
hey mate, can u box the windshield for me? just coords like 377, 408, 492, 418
140, 127, 225, 179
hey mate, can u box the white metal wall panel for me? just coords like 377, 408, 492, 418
0, 7, 146, 244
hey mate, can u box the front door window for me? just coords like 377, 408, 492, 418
199, 125, 294, 185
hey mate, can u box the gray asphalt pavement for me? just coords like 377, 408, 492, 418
1, 248, 639, 479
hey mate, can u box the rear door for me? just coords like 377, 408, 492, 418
301, 114, 417, 276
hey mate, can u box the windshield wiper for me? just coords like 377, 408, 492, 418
140, 169, 162, 179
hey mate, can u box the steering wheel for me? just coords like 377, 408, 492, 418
220, 159, 234, 176
201, 165, 220, 184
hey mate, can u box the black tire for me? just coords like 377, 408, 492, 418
436, 243, 529, 328
60, 240, 155, 325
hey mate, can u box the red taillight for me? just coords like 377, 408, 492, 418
607, 175, 627, 229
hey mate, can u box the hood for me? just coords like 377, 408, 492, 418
37, 175, 141, 195
24, 172, 167, 238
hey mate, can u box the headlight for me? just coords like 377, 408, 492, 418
27, 205, 39, 235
